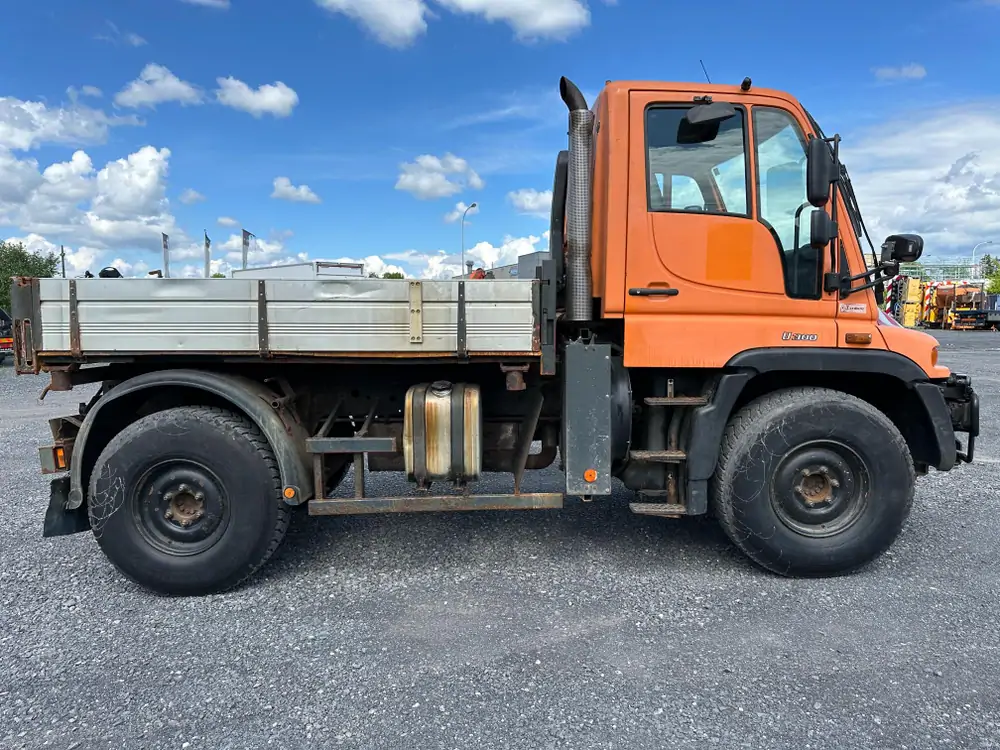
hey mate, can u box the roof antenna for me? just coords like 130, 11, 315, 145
699, 59, 712, 84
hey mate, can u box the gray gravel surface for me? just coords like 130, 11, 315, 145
2, 332, 999, 749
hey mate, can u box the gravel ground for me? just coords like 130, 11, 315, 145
1, 333, 998, 749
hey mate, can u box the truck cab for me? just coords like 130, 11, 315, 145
579, 79, 943, 375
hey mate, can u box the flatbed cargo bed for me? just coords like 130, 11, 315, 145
13, 277, 543, 365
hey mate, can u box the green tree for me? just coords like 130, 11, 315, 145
986, 272, 1000, 295
211, 272, 226, 278
980, 253, 998, 279
0, 240, 58, 312
381, 271, 404, 279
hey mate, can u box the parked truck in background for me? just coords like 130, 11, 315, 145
10, 77, 979, 596
0, 308, 13, 364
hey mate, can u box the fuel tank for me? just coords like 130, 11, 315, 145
404, 381, 482, 486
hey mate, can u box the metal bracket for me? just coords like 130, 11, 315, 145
68, 280, 81, 357
257, 280, 270, 357
409, 281, 423, 344
513, 390, 544, 495
456, 280, 467, 357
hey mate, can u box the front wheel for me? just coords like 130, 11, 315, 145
712, 387, 914, 576
88, 406, 290, 595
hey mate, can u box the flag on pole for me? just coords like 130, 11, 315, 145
161, 232, 170, 278
204, 230, 212, 278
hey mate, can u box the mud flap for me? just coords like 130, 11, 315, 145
43, 476, 91, 538
563, 340, 613, 496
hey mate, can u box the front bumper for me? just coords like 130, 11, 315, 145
913, 373, 979, 471
941, 373, 979, 463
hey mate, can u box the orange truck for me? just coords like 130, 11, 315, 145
10, 76, 979, 596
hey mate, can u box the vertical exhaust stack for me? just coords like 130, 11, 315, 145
560, 76, 594, 322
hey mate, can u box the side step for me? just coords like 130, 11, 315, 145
629, 450, 686, 463
309, 493, 564, 516
630, 502, 688, 517
643, 396, 708, 407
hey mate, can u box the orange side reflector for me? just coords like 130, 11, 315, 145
583, 469, 598, 483
283, 487, 296, 500
845, 332, 873, 345
55, 447, 67, 470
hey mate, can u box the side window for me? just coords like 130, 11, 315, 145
646, 106, 748, 216
652, 174, 706, 210
753, 107, 821, 299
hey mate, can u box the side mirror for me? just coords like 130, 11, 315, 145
881, 234, 924, 263
806, 137, 835, 207
810, 209, 838, 249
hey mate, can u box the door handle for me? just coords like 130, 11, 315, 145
628, 287, 679, 297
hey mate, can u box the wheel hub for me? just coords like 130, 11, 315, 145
794, 467, 840, 506
164, 484, 206, 527
771, 441, 869, 538
131, 461, 230, 556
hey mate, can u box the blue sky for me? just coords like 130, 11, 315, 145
2, 0, 999, 277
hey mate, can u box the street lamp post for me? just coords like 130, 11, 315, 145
973, 240, 994, 278
461, 202, 478, 277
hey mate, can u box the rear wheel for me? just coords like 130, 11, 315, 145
712, 387, 914, 576
88, 406, 290, 596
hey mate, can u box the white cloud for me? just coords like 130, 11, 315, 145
843, 101, 1000, 254
180, 0, 231, 7
0, 96, 138, 151
217, 216, 239, 227
444, 201, 478, 223
218, 232, 288, 265
66, 85, 105, 103
95, 20, 147, 47
386, 231, 548, 278
396, 153, 483, 200
114, 64, 203, 109
357, 255, 407, 277
508, 188, 552, 217
179, 188, 206, 204
90, 146, 171, 223
436, 0, 589, 39
215, 77, 299, 118
314, 0, 592, 46
271, 177, 321, 203
1, 144, 177, 259
873, 63, 927, 81
314, 0, 429, 47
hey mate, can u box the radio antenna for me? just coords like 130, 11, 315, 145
699, 59, 712, 84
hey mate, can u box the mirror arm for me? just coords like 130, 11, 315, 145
839, 261, 900, 298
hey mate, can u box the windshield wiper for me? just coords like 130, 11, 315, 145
839, 165, 880, 271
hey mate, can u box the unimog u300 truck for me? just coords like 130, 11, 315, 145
10, 77, 979, 596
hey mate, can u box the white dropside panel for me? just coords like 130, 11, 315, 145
37, 278, 538, 354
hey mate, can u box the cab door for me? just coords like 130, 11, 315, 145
623, 89, 839, 369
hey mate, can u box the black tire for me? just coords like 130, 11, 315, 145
88, 406, 290, 596
712, 387, 914, 577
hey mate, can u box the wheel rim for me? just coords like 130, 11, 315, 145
130, 459, 230, 556
770, 440, 870, 538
